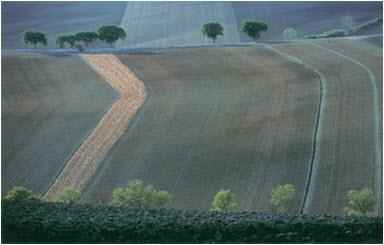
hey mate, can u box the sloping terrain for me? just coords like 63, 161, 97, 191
1, 1, 125, 48
270, 40, 382, 215
82, 47, 320, 212
1, 51, 118, 195
117, 1, 240, 48
2, 2, 381, 48
233, 1, 382, 41
45, 54, 146, 201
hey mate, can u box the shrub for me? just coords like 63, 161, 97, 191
344, 187, 376, 216
112, 180, 171, 209
55, 187, 80, 204
270, 184, 295, 213
211, 189, 237, 212
3, 186, 40, 202
340, 15, 356, 34
351, 17, 383, 33
282, 27, 298, 40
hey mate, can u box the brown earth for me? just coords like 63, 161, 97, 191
44, 54, 147, 201
82, 47, 321, 213
270, 40, 381, 215
2, 52, 118, 195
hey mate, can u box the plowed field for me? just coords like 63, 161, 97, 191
2, 52, 118, 195
270, 40, 382, 215
82, 47, 320, 212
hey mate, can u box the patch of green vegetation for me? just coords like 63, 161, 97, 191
351, 17, 383, 34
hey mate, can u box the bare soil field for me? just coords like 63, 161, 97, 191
82, 47, 320, 212
1, 51, 118, 195
44, 54, 146, 201
270, 40, 382, 215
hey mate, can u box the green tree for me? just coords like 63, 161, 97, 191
344, 187, 376, 216
4, 186, 40, 201
241, 20, 268, 41
211, 189, 237, 212
55, 187, 81, 204
202, 22, 224, 43
56, 34, 77, 48
97, 25, 126, 47
56, 35, 67, 48
21, 30, 47, 48
270, 184, 295, 213
112, 180, 171, 209
282, 27, 298, 41
75, 31, 99, 47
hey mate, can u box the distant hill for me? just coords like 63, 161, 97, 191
1, 1, 382, 48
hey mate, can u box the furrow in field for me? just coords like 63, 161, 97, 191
82, 47, 320, 212
300, 38, 382, 215
270, 41, 378, 215
44, 54, 147, 201
265, 45, 326, 214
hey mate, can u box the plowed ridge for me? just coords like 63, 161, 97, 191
44, 54, 147, 200
82, 47, 320, 212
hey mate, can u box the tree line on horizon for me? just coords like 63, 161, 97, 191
21, 19, 269, 50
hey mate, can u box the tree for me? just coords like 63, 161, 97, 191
241, 20, 268, 41
55, 187, 81, 204
270, 184, 295, 213
21, 30, 47, 48
112, 180, 171, 209
75, 31, 99, 47
56, 35, 66, 48
340, 15, 356, 35
344, 187, 376, 216
202, 22, 224, 43
4, 186, 40, 201
56, 35, 77, 48
211, 189, 237, 212
97, 25, 126, 47
282, 27, 298, 41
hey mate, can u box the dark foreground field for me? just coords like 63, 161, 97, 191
3, 201, 382, 243
1, 52, 118, 195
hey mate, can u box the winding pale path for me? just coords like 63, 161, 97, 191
44, 54, 147, 201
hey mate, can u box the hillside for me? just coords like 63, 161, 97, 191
1, 51, 118, 195
1, 1, 382, 48
82, 46, 320, 212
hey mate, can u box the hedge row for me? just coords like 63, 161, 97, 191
2, 200, 382, 243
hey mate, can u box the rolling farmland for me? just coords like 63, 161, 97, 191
82, 47, 321, 212
270, 39, 382, 215
1, 51, 118, 195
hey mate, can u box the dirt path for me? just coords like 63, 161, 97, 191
44, 54, 147, 201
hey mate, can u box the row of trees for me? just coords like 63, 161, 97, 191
21, 20, 268, 50
4, 181, 376, 216
21, 25, 127, 49
202, 20, 268, 43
